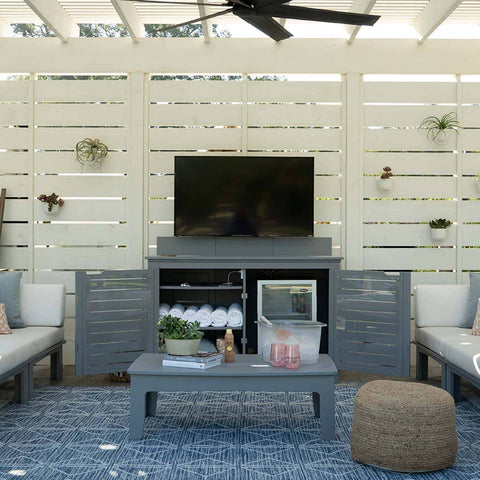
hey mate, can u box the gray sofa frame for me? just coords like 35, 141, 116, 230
416, 342, 480, 402
0, 341, 64, 404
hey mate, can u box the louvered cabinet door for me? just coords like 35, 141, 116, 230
75, 269, 159, 375
332, 270, 411, 377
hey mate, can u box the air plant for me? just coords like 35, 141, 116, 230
75, 137, 108, 167
420, 113, 461, 142
37, 193, 64, 212
429, 218, 452, 229
379, 166, 393, 179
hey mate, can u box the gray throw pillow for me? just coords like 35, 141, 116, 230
0, 271, 23, 328
461, 272, 480, 328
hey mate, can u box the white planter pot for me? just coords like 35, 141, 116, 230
164, 338, 201, 356
43, 203, 60, 215
432, 130, 447, 145
377, 177, 394, 192
475, 177, 480, 194
431, 228, 447, 241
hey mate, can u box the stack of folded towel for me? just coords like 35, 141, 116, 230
158, 302, 243, 328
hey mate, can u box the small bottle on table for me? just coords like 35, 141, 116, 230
224, 329, 235, 363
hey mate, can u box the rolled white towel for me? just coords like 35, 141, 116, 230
159, 303, 170, 319
227, 308, 243, 327
228, 302, 242, 313
211, 306, 228, 327
169, 304, 185, 319
194, 304, 213, 327
182, 306, 199, 323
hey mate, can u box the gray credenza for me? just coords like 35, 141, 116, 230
75, 237, 411, 378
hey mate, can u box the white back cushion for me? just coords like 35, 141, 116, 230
20, 284, 66, 327
415, 284, 469, 328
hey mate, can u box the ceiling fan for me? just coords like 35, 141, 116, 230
128, 0, 380, 41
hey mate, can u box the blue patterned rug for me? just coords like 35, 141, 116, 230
0, 385, 479, 479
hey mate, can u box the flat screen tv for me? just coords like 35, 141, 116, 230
174, 156, 313, 237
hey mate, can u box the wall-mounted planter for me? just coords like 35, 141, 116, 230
43, 203, 60, 216
430, 228, 447, 241
38, 193, 64, 216
377, 177, 394, 192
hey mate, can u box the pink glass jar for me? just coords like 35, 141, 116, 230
285, 344, 300, 369
270, 343, 286, 367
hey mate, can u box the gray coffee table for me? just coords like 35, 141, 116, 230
127, 353, 338, 441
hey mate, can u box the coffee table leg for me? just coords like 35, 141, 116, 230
319, 377, 335, 441
312, 391, 320, 418
130, 384, 146, 441
146, 391, 158, 417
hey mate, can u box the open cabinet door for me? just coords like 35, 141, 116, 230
75, 269, 159, 375
332, 270, 411, 377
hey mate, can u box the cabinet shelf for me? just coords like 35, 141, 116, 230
159, 284, 243, 290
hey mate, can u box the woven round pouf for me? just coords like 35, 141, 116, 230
351, 380, 457, 472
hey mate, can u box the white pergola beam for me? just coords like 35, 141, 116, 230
197, 0, 212, 43
412, 0, 463, 45
345, 0, 377, 44
24, 0, 78, 43
0, 19, 12, 37
111, 0, 145, 43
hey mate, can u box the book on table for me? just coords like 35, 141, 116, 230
162, 358, 222, 369
162, 351, 223, 369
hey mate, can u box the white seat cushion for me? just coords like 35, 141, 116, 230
415, 327, 467, 358
0, 326, 64, 377
20, 284, 65, 327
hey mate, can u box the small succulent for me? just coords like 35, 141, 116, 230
420, 113, 461, 142
38, 193, 64, 212
379, 166, 393, 179
75, 137, 108, 167
158, 315, 203, 340
429, 218, 452, 229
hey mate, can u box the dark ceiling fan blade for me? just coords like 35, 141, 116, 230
127, 0, 227, 6
256, 6, 380, 26
157, 8, 233, 31
233, 8, 292, 41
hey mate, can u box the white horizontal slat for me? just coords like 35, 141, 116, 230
34, 270, 76, 292
247, 81, 342, 103
314, 223, 341, 244
149, 175, 174, 197
34, 175, 127, 197
315, 153, 342, 175
34, 247, 128, 269
364, 200, 456, 222
34, 199, 127, 221
2, 199, 28, 221
314, 200, 342, 222
364, 224, 457, 247
364, 105, 454, 127
314, 176, 342, 198
148, 223, 174, 241
364, 177, 456, 199
463, 201, 480, 222
0, 224, 28, 246
149, 199, 173, 220
462, 177, 480, 198
149, 128, 241, 151
364, 128, 456, 151
461, 83, 480, 105
34, 152, 128, 174
65, 295, 75, 317
0, 247, 28, 269
0, 103, 29, 125
35, 103, 127, 126
35, 223, 127, 245
363, 82, 457, 104
149, 152, 174, 174
35, 128, 127, 150
463, 154, 480, 175
463, 225, 480, 246
0, 81, 29, 102
0, 174, 28, 197
364, 153, 456, 175
248, 104, 342, 127
364, 247, 456, 270
248, 128, 341, 151
460, 128, 480, 151
149, 104, 242, 126
462, 248, 480, 269
35, 80, 127, 102
459, 105, 480, 126
0, 128, 30, 150
0, 153, 29, 173
411, 272, 458, 290
149, 81, 242, 103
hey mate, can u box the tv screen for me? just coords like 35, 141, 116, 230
174, 156, 313, 237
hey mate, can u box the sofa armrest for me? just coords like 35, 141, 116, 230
414, 284, 469, 328
20, 284, 66, 327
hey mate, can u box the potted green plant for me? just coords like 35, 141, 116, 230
158, 315, 204, 355
38, 193, 64, 215
377, 166, 393, 192
420, 112, 461, 144
429, 218, 452, 241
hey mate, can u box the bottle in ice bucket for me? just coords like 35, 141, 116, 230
224, 329, 235, 363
